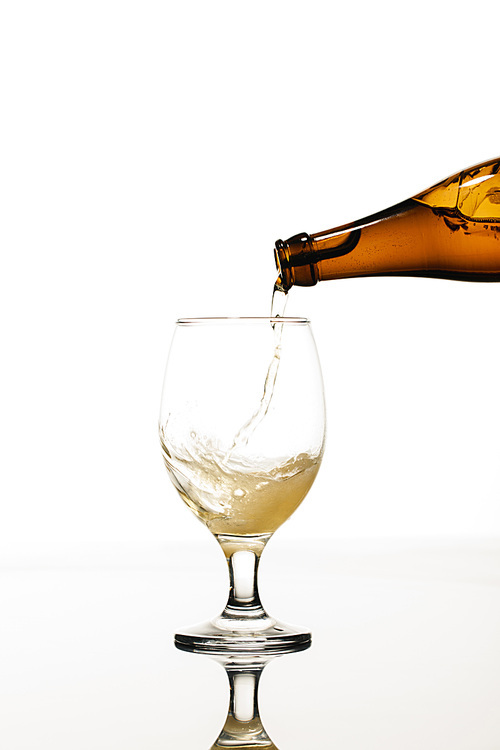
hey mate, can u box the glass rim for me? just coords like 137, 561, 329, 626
176, 316, 310, 325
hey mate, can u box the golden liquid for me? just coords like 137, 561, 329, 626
160, 431, 320, 536
211, 715, 278, 750
275, 157, 500, 288
225, 287, 288, 458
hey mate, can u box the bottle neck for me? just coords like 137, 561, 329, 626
274, 200, 413, 290
274, 234, 317, 289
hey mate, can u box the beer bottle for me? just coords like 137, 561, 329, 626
274, 158, 500, 290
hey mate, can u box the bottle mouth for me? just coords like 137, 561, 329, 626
274, 234, 318, 288
274, 239, 293, 291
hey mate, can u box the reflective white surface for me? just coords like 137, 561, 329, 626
1, 540, 499, 749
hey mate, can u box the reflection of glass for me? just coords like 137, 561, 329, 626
159, 318, 325, 653
208, 654, 278, 749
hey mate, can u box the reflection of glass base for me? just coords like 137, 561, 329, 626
175, 615, 311, 655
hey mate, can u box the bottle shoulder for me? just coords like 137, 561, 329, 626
414, 158, 500, 223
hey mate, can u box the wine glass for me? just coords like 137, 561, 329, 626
159, 317, 325, 653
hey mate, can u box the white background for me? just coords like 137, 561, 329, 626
1, 0, 500, 555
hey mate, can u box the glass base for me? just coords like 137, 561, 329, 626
175, 615, 311, 655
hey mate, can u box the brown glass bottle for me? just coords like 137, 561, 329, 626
274, 158, 500, 290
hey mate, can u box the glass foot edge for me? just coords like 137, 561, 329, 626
174, 622, 311, 655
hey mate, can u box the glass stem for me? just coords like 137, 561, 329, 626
216, 534, 271, 620
228, 668, 261, 723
